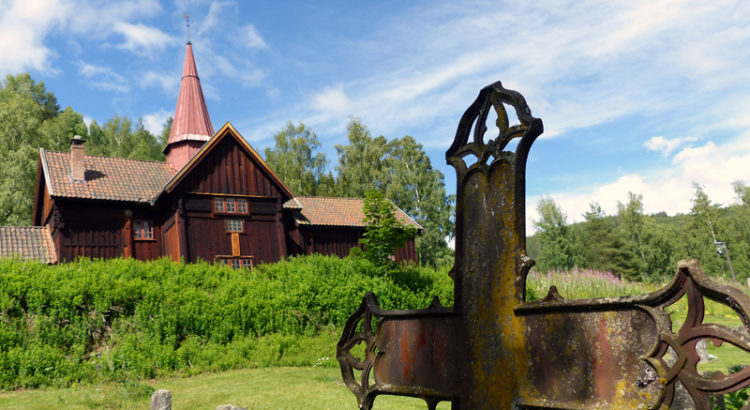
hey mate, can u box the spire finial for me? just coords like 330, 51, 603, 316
185, 14, 191, 44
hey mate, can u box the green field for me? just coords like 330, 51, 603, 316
0, 367, 452, 409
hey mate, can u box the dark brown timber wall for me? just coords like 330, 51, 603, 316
301, 226, 418, 263
177, 137, 287, 198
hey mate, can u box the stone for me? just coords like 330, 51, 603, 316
151, 389, 172, 410
215, 405, 248, 410
671, 381, 694, 409
696, 339, 717, 363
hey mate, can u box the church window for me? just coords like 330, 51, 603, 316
218, 257, 253, 270
215, 198, 249, 214
226, 218, 243, 232
133, 220, 154, 240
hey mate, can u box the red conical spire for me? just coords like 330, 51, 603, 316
164, 42, 214, 171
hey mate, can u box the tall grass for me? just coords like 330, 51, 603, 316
526, 268, 649, 301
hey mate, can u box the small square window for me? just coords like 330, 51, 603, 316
217, 257, 253, 270
226, 218, 243, 232
237, 199, 248, 214
133, 220, 153, 240
215, 198, 225, 212
226, 199, 236, 213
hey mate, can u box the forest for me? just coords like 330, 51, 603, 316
528, 186, 750, 283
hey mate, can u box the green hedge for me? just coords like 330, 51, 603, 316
0, 255, 453, 389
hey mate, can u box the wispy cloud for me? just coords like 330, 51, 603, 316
140, 70, 179, 94
644, 136, 697, 156
196, 1, 235, 37
113, 22, 174, 55
77, 62, 129, 93
242, 24, 267, 49
253, 0, 750, 149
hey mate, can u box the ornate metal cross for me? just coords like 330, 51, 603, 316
337, 82, 750, 409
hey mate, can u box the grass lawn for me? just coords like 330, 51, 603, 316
0, 367, 452, 409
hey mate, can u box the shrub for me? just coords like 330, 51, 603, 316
0, 254, 453, 389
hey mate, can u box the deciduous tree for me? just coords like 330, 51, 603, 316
0, 74, 86, 225
264, 121, 327, 196
335, 119, 389, 197
385, 136, 453, 267
534, 198, 585, 272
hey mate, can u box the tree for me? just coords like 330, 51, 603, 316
0, 145, 39, 225
689, 184, 735, 279
264, 121, 327, 196
384, 136, 454, 267
0, 74, 86, 225
332, 119, 455, 267
691, 184, 720, 242
335, 118, 389, 197
615, 192, 675, 281
581, 202, 639, 278
533, 198, 585, 272
159, 117, 173, 149
359, 189, 418, 271
87, 115, 164, 162
0, 73, 168, 225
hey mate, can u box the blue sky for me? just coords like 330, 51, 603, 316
3, 0, 750, 231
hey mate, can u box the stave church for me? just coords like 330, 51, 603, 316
0, 42, 420, 267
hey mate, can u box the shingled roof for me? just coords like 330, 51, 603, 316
286, 196, 422, 229
41, 149, 174, 203
0, 226, 56, 263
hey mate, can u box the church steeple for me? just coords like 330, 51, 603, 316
163, 41, 214, 171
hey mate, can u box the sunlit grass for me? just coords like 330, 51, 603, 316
0, 367, 451, 409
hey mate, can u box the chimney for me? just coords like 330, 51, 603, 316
70, 135, 86, 182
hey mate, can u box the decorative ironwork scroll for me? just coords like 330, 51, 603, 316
337, 81, 750, 409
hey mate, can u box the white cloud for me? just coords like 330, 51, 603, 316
77, 62, 129, 93
65, 0, 163, 35
527, 136, 750, 233
644, 136, 697, 155
242, 24, 267, 49
140, 70, 179, 93
312, 85, 352, 117
197, 1, 234, 37
142, 109, 171, 135
209, 54, 266, 88
113, 22, 174, 55
0, 0, 171, 86
0, 0, 69, 75
250, 0, 750, 151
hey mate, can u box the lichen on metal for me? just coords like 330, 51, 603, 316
337, 81, 750, 409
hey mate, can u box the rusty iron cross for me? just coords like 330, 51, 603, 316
337, 82, 750, 409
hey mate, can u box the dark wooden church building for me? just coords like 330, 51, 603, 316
0, 43, 419, 266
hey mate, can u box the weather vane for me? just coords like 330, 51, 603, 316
185, 14, 191, 44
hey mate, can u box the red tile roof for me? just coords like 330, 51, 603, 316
0, 226, 56, 263
41, 150, 174, 203
287, 196, 422, 229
